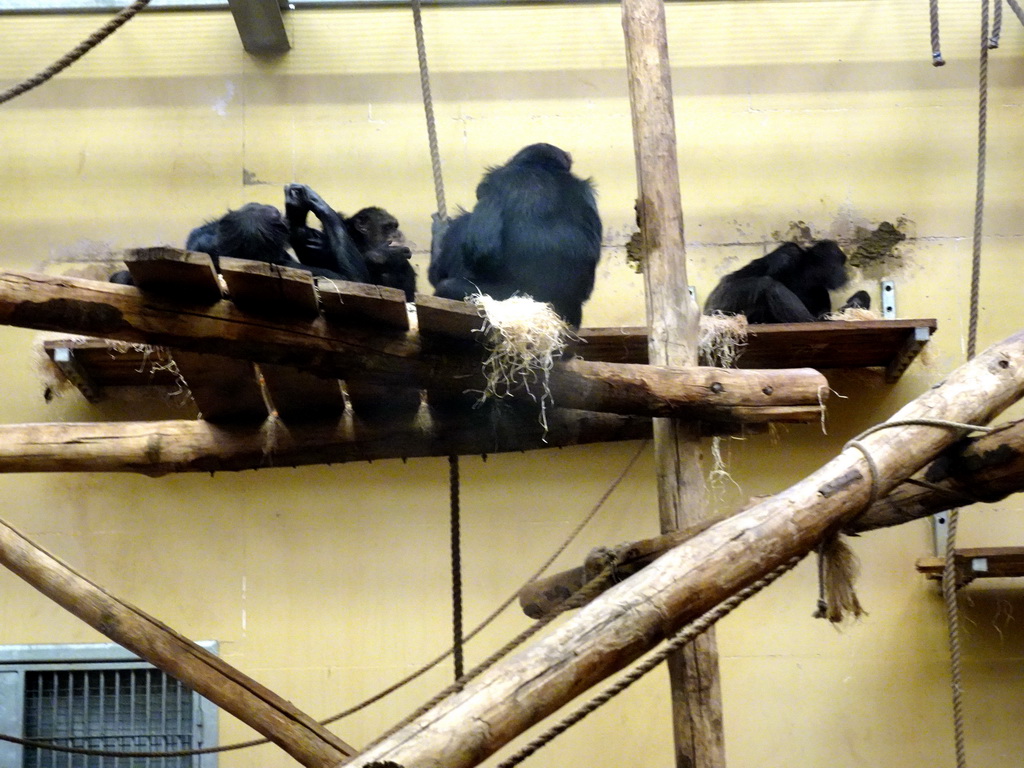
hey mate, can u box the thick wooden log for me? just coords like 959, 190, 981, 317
0, 519, 353, 767
338, 331, 1024, 768
0, 271, 825, 423
622, 0, 723, 764
0, 408, 651, 476
856, 417, 1024, 530
522, 416, 1024, 616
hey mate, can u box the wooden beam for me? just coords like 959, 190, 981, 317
857, 416, 1024, 530
621, 0, 723, 765
0, 409, 652, 476
226, 0, 290, 56
7, 271, 827, 423
125, 247, 222, 304
220, 257, 320, 318
338, 330, 1024, 768
0, 518, 353, 767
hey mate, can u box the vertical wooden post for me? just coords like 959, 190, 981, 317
621, 2, 726, 767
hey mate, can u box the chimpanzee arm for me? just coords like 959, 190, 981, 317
284, 184, 370, 283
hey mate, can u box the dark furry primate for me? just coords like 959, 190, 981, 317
704, 240, 870, 323
190, 202, 360, 281
285, 184, 417, 300
428, 142, 603, 328
110, 202, 346, 285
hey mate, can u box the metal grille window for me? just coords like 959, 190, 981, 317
0, 643, 218, 768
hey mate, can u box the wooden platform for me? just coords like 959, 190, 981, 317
33, 251, 935, 425
916, 547, 1024, 584
576, 320, 936, 382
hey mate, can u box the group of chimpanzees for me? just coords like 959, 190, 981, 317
112, 183, 417, 301
112, 141, 868, 327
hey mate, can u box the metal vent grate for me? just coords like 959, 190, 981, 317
24, 668, 194, 768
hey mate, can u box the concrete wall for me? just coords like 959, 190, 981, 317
0, 1, 1021, 766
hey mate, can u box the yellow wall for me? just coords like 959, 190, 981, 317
0, 1, 1022, 766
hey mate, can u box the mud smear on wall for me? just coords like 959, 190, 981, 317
848, 219, 908, 278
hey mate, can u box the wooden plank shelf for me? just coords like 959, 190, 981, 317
576, 319, 937, 381
916, 547, 1024, 585
37, 255, 935, 420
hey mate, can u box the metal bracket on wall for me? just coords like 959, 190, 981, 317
933, 510, 950, 556
880, 279, 896, 319
50, 346, 102, 403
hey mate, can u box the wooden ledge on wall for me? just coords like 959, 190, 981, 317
915, 546, 1024, 585
577, 319, 937, 381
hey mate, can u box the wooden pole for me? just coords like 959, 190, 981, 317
0, 519, 354, 767
338, 330, 1024, 768
0, 410, 650, 476
621, 1, 724, 766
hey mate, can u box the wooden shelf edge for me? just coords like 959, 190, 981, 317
916, 546, 1024, 581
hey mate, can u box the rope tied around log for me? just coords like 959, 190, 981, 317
813, 418, 992, 623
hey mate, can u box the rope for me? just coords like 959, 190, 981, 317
991, 0, 1003, 47
1007, 0, 1024, 28
449, 454, 465, 681
940, 2, 991, 764
943, 503, 969, 768
494, 555, 805, 768
0, 0, 151, 106
365, 563, 621, 752
929, 0, 946, 65
411, 0, 447, 220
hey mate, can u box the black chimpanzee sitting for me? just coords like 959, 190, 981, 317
429, 142, 602, 328
285, 185, 416, 301
111, 194, 416, 301
703, 240, 870, 323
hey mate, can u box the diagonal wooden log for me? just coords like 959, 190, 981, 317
338, 331, 1024, 768
2, 271, 826, 423
856, 416, 1024, 530
0, 519, 354, 767
0, 408, 651, 476
520, 416, 1024, 617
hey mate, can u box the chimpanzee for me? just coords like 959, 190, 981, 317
109, 202, 347, 285
284, 184, 417, 301
703, 240, 870, 323
428, 142, 602, 328
112, 194, 416, 300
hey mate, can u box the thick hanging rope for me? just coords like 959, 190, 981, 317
991, 0, 1003, 47
362, 442, 649, 752
929, 0, 946, 65
411, 0, 447, 221
941, 1, 991, 764
449, 454, 465, 681
494, 555, 805, 768
411, 0, 462, 682
0, 0, 151, 106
